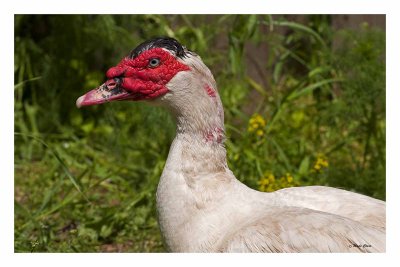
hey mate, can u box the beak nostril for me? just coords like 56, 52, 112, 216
105, 82, 117, 91
105, 77, 122, 90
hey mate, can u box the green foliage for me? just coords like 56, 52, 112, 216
14, 15, 385, 252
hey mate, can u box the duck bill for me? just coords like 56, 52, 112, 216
76, 78, 135, 108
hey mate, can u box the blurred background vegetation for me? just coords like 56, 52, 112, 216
14, 15, 386, 252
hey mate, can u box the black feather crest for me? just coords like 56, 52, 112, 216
128, 37, 191, 59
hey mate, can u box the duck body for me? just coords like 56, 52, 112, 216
77, 37, 385, 252
157, 131, 385, 252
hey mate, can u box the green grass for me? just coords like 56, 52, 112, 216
14, 15, 385, 252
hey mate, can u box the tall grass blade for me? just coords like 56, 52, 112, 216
287, 78, 343, 101
14, 133, 91, 203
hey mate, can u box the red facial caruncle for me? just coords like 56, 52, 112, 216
76, 48, 190, 108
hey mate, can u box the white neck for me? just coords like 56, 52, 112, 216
155, 62, 236, 251
156, 133, 232, 251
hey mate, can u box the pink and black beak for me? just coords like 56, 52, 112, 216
76, 77, 136, 108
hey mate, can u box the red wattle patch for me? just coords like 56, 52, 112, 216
105, 48, 190, 99
204, 85, 216, 97
204, 127, 224, 143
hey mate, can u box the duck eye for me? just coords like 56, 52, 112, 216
149, 58, 161, 68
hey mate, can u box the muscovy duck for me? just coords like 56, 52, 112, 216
76, 37, 385, 252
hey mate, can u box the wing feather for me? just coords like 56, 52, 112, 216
218, 207, 385, 252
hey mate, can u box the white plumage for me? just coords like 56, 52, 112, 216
156, 48, 385, 253
77, 38, 385, 252
156, 130, 385, 252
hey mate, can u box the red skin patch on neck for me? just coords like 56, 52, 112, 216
105, 48, 190, 100
204, 127, 224, 143
204, 84, 216, 97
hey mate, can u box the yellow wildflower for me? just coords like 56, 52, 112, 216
257, 177, 269, 192
258, 178, 269, 187
286, 173, 293, 183
248, 114, 266, 137
256, 129, 264, 136
267, 173, 275, 183
258, 172, 298, 192
313, 154, 329, 172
